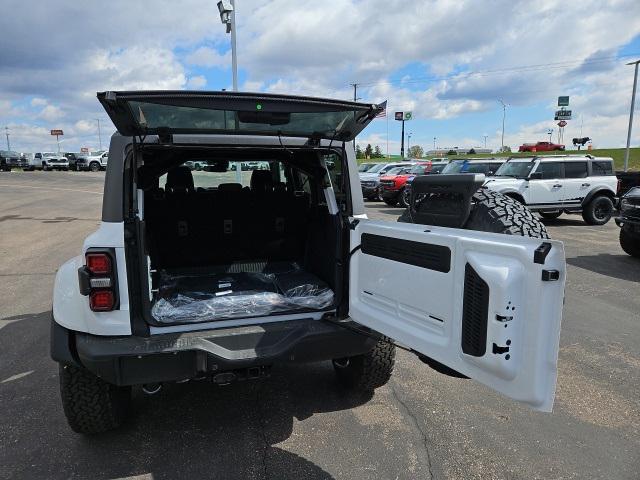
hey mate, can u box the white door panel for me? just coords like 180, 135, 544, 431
349, 219, 565, 412
528, 179, 563, 205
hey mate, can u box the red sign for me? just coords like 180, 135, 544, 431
80, 147, 89, 153
50, 129, 64, 136
557, 120, 567, 128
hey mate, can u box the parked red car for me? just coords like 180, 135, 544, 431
379, 162, 433, 207
518, 141, 565, 152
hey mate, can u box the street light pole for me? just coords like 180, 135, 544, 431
95, 119, 102, 151
4, 127, 10, 150
433, 137, 436, 150
624, 60, 640, 172
498, 99, 508, 152
483, 134, 488, 149
230, 0, 238, 91
219, 0, 241, 181
407, 132, 412, 157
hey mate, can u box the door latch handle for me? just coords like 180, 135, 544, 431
552, 184, 562, 188
581, 183, 590, 187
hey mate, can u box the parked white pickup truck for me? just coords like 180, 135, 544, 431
78, 151, 109, 171
27, 152, 69, 171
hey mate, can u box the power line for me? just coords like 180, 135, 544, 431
353, 52, 640, 89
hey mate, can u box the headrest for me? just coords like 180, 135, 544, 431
166, 166, 194, 192
218, 183, 243, 192
250, 170, 273, 193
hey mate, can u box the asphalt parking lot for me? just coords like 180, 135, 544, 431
1, 171, 639, 480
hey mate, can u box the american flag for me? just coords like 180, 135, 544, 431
375, 100, 387, 119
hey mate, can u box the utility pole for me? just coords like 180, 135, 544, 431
483, 134, 488, 149
351, 83, 360, 102
4, 127, 10, 151
498, 99, 508, 152
95, 119, 102, 151
433, 137, 436, 150
400, 119, 405, 158
407, 133, 412, 157
624, 59, 640, 171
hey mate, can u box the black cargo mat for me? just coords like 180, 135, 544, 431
151, 262, 335, 324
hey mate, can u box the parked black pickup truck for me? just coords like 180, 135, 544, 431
0, 150, 27, 171
616, 186, 640, 258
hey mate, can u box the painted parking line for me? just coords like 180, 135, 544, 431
1, 370, 34, 383
0, 184, 102, 195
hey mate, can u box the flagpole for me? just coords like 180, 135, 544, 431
386, 112, 389, 158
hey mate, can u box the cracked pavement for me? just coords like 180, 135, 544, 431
1, 172, 639, 479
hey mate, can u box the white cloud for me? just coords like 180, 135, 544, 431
185, 47, 230, 68
30, 97, 47, 107
1, 0, 640, 152
186, 75, 207, 89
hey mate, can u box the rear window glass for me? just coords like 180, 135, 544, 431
130, 101, 356, 138
534, 162, 563, 179
591, 160, 613, 176
563, 162, 588, 178
159, 161, 270, 190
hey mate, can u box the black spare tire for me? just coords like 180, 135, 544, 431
398, 187, 549, 239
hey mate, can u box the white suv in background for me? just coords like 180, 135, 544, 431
484, 155, 617, 225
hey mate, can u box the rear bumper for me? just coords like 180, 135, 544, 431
615, 216, 640, 228
51, 316, 376, 386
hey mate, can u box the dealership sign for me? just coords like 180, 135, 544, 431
394, 111, 413, 121
554, 110, 572, 120
557, 96, 570, 107
50, 129, 64, 136
557, 120, 567, 128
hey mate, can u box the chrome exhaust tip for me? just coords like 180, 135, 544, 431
142, 383, 162, 395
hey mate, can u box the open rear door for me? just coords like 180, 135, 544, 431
349, 220, 565, 412
98, 90, 384, 141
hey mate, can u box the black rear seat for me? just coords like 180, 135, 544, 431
147, 166, 310, 269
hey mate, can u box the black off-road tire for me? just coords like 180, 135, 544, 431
89, 161, 101, 172
539, 210, 562, 220
582, 195, 614, 225
620, 227, 640, 258
398, 188, 409, 208
398, 187, 549, 239
59, 364, 131, 434
333, 339, 396, 392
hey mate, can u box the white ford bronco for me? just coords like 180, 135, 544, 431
484, 155, 618, 224
51, 91, 566, 434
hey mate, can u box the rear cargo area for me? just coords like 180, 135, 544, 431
141, 150, 343, 325
151, 261, 334, 323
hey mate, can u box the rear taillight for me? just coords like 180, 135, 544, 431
86, 253, 111, 274
90, 290, 115, 311
79, 250, 118, 312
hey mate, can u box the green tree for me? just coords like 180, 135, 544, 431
355, 144, 364, 159
499, 145, 512, 153
365, 144, 373, 159
408, 145, 424, 159
373, 145, 383, 158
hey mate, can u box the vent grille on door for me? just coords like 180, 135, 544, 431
461, 263, 489, 356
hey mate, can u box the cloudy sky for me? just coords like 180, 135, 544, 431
1, 0, 640, 154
